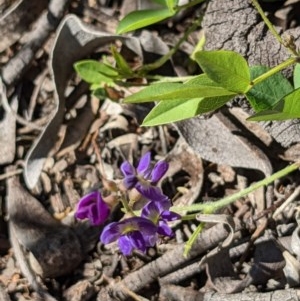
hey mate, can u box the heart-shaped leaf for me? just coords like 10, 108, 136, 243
194, 50, 251, 93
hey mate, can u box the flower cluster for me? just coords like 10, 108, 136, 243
75, 152, 180, 255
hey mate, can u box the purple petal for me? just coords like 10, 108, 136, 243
118, 235, 135, 255
142, 186, 170, 203
120, 161, 135, 177
161, 211, 181, 221
118, 235, 133, 256
126, 217, 157, 236
128, 231, 147, 253
75, 206, 89, 220
151, 161, 168, 184
75, 191, 110, 225
137, 152, 151, 178
135, 184, 168, 202
141, 201, 160, 222
118, 231, 147, 255
93, 196, 110, 225
143, 232, 158, 247
122, 175, 138, 189
100, 222, 121, 244
75, 191, 100, 219
157, 220, 174, 237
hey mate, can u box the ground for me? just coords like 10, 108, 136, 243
1, 0, 300, 300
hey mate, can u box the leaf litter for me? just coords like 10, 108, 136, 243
1, 1, 300, 301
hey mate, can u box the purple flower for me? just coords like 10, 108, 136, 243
75, 191, 110, 226
120, 152, 168, 199
141, 200, 181, 237
100, 217, 157, 255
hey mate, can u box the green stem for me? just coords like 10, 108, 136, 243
172, 162, 300, 214
180, 213, 198, 221
139, 16, 202, 74
120, 192, 135, 215
183, 222, 205, 257
250, 57, 297, 87
251, 0, 298, 56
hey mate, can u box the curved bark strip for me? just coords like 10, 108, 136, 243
23, 14, 173, 189
201, 0, 300, 147
22, 15, 143, 189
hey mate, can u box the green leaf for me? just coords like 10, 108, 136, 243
293, 64, 300, 89
142, 95, 232, 126
124, 80, 236, 103
196, 95, 233, 114
152, 0, 179, 8
152, 0, 168, 6
248, 88, 300, 121
116, 9, 174, 34
143, 98, 202, 126
194, 50, 251, 93
184, 73, 219, 86
92, 88, 106, 99
74, 60, 118, 85
165, 0, 178, 11
111, 46, 133, 76
246, 66, 293, 112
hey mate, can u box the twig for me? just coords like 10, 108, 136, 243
26, 69, 49, 120
0, 78, 43, 130
1, 0, 71, 86
273, 186, 300, 219
0, 168, 22, 181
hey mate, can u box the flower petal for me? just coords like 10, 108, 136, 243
100, 222, 121, 244
151, 161, 168, 184
75, 206, 89, 220
137, 152, 151, 177
157, 220, 174, 237
123, 175, 138, 189
126, 217, 157, 236
161, 211, 181, 221
94, 194, 110, 225
75, 191, 100, 219
150, 186, 170, 202
143, 232, 158, 247
141, 201, 160, 223
75, 191, 110, 225
135, 183, 168, 202
120, 161, 135, 177
128, 231, 147, 253
118, 235, 134, 255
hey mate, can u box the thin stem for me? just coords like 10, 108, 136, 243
172, 162, 300, 214
251, 57, 297, 87
183, 222, 205, 257
251, 0, 298, 56
180, 213, 198, 221
140, 16, 202, 74
120, 192, 135, 216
